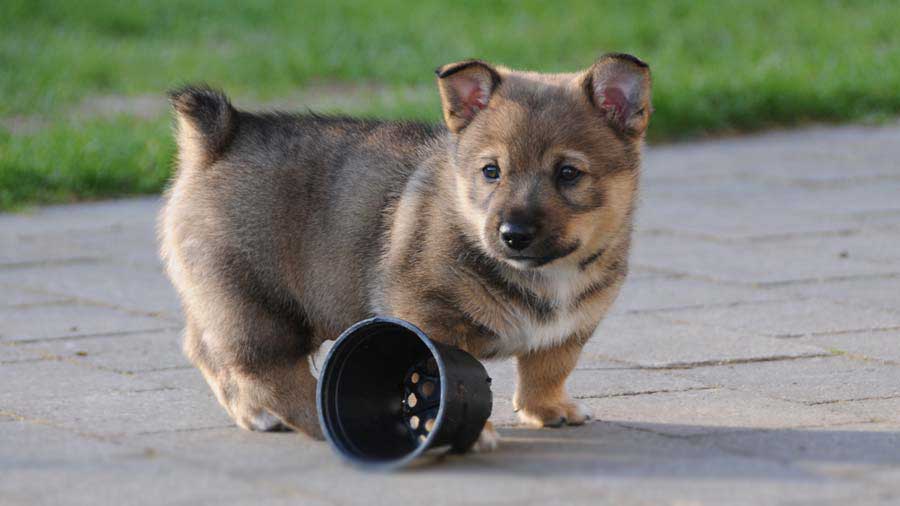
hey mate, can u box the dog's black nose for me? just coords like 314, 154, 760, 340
500, 222, 536, 251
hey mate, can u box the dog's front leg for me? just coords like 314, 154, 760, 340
514, 336, 591, 427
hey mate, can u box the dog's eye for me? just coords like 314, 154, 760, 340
558, 165, 582, 182
482, 164, 501, 180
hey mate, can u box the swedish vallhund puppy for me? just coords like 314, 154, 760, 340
160, 53, 651, 451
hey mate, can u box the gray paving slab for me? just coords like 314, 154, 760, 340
0, 360, 230, 436
635, 198, 869, 242
0, 344, 45, 364
0, 421, 283, 506
0, 300, 175, 342
632, 233, 898, 284
585, 387, 871, 437
642, 177, 900, 219
699, 422, 900, 468
677, 356, 900, 404
642, 122, 900, 184
824, 397, 900, 425
610, 275, 785, 314
9, 329, 188, 373
656, 298, 900, 338
3, 124, 900, 504
1, 286, 73, 306
478, 357, 712, 426
585, 313, 827, 368
779, 276, 900, 314
796, 329, 900, 363
0, 259, 179, 319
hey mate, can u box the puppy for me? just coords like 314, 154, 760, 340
159, 53, 651, 448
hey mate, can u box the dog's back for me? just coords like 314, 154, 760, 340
161, 87, 440, 341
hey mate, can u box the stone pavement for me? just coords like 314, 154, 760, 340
2, 123, 900, 505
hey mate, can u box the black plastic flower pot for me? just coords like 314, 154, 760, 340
317, 316, 493, 469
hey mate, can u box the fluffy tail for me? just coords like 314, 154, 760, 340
168, 85, 237, 167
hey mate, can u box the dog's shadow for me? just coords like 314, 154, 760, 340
421, 419, 900, 478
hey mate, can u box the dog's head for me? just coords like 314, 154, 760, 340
437, 53, 651, 270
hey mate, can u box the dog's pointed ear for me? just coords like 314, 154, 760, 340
584, 53, 652, 137
436, 60, 501, 133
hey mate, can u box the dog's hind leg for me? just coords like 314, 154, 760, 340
182, 298, 323, 438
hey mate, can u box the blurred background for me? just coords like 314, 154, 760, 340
2, 0, 899, 211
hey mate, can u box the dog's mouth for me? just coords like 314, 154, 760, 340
503, 241, 580, 269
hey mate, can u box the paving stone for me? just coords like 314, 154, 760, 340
0, 359, 159, 405
611, 275, 784, 315
678, 356, 900, 404
796, 329, 900, 363
584, 313, 826, 368
0, 261, 181, 319
0, 360, 230, 436
0, 341, 47, 363
1, 286, 72, 306
0, 199, 161, 267
0, 197, 159, 236
11, 329, 188, 373
781, 276, 900, 314
0, 420, 278, 506
0, 227, 157, 266
820, 208, 900, 230
824, 397, 900, 425
643, 122, 900, 184
635, 194, 866, 241
643, 177, 900, 219
634, 232, 900, 284
0, 301, 174, 342
659, 298, 900, 338
583, 388, 867, 437
133, 366, 207, 391
129, 427, 327, 478
479, 357, 710, 426
700, 423, 900, 470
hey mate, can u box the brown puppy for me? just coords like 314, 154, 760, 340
159, 53, 651, 449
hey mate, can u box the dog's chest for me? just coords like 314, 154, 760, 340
495, 270, 601, 355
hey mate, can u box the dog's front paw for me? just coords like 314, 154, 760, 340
472, 421, 500, 453
514, 395, 592, 428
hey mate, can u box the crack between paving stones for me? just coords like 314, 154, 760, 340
623, 297, 798, 315
631, 264, 900, 288
131, 424, 237, 436
638, 226, 862, 244
0, 409, 122, 443
129, 386, 178, 393
578, 352, 833, 372
130, 364, 194, 373
3, 326, 181, 344
574, 386, 716, 400
809, 325, 900, 337
805, 394, 900, 406
0, 357, 47, 365
757, 272, 900, 288
0, 281, 184, 322
637, 353, 833, 370
5, 298, 79, 309
0, 257, 105, 270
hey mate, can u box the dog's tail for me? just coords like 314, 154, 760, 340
168, 85, 237, 168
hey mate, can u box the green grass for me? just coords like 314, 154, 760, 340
2, 0, 900, 210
